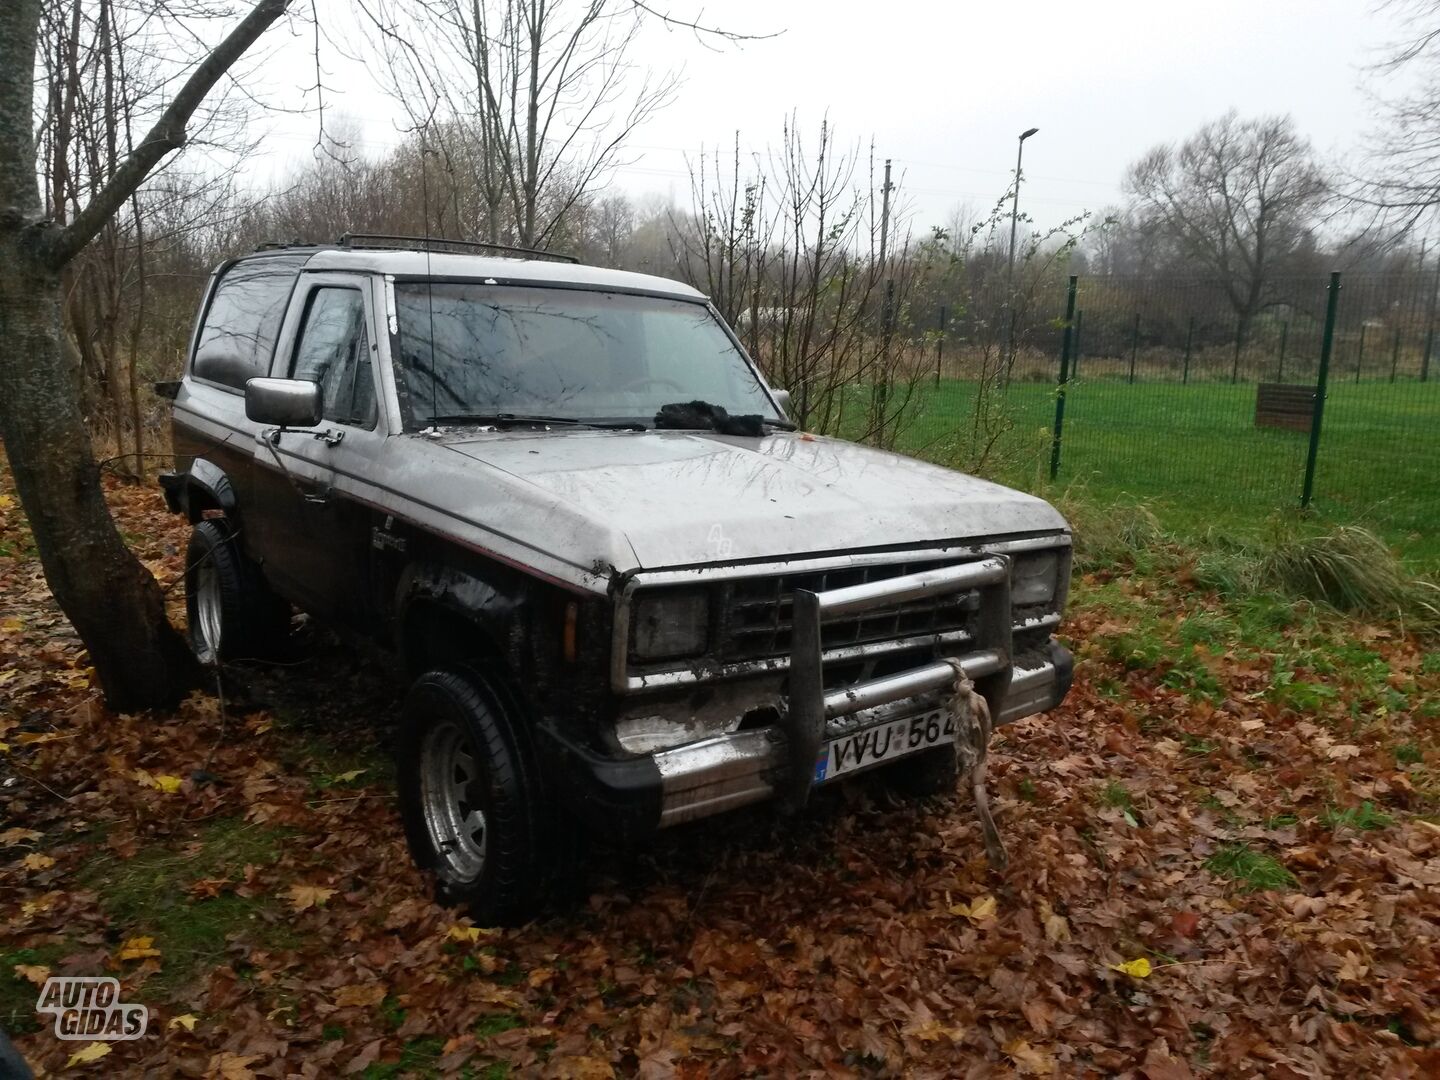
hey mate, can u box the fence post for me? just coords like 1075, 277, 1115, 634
1355, 322, 1366, 384
1049, 275, 1078, 481
1231, 319, 1243, 384
1277, 321, 1288, 382
1425, 252, 1440, 382
1183, 315, 1194, 384
1128, 311, 1139, 384
1073, 309, 1083, 378
1391, 326, 1401, 384
935, 305, 945, 387
1301, 272, 1341, 510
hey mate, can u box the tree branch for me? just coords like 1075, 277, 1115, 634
45, 0, 292, 269
628, 0, 783, 42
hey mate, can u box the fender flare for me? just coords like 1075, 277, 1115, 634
159, 457, 238, 522
393, 560, 531, 675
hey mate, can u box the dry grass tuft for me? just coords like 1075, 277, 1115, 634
1193, 523, 1440, 634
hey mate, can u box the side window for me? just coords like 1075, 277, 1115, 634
290, 288, 376, 428
192, 257, 305, 389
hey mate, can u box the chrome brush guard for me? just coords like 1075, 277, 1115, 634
779, 556, 1013, 809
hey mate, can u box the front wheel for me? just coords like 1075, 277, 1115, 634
397, 668, 548, 925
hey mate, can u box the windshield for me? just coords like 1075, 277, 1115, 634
391, 283, 780, 428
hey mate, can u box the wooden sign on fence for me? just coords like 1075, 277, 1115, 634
1254, 383, 1317, 432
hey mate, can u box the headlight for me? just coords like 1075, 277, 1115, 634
631, 589, 710, 661
1012, 551, 1059, 606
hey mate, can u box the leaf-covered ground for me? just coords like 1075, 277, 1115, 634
1, 466, 1438, 1077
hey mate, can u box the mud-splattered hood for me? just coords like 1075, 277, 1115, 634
429, 428, 1068, 573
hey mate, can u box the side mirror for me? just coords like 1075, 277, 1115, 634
245, 377, 323, 428
771, 388, 792, 417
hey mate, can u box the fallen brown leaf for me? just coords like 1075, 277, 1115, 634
287, 883, 336, 912
333, 983, 387, 1009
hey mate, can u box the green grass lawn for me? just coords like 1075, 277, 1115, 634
883, 377, 1440, 570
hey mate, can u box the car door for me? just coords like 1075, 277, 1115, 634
173, 255, 308, 564
250, 275, 385, 622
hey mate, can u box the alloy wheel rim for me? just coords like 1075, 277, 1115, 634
194, 561, 223, 663
419, 718, 488, 882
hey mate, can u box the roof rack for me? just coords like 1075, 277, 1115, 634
335, 233, 579, 265
254, 238, 323, 252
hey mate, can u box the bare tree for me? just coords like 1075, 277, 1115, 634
590, 191, 636, 265
360, 0, 680, 249
674, 133, 769, 332
36, 0, 223, 479
1124, 112, 1330, 340
1077, 204, 1148, 275
673, 118, 926, 446
1352, 1, 1440, 230
941, 202, 980, 260
944, 194, 1093, 474
0, 0, 293, 709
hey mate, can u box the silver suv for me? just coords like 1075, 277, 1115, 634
159, 235, 1074, 922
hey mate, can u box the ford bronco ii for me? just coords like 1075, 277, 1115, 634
159, 235, 1074, 922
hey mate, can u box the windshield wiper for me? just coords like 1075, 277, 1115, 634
426, 413, 646, 431
654, 400, 794, 435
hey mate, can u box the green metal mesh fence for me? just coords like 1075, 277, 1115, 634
899, 270, 1440, 567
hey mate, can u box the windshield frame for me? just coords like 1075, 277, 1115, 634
383, 276, 787, 432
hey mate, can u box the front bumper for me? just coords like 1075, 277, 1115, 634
541, 558, 1073, 835
650, 639, 1072, 826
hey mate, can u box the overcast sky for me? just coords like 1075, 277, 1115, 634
245, 0, 1419, 236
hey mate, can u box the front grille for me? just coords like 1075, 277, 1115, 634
716, 558, 981, 662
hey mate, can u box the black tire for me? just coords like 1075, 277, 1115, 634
886, 744, 959, 798
184, 519, 289, 664
397, 667, 549, 925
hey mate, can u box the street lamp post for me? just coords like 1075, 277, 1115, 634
1001, 126, 1039, 374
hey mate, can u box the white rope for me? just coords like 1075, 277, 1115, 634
941, 658, 1008, 871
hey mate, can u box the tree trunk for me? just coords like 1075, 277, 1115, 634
127, 194, 148, 479
521, 10, 542, 247
0, 240, 199, 710
0, 0, 288, 711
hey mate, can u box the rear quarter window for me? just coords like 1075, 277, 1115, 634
191, 256, 308, 389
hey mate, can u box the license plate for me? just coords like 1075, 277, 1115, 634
813, 707, 955, 784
